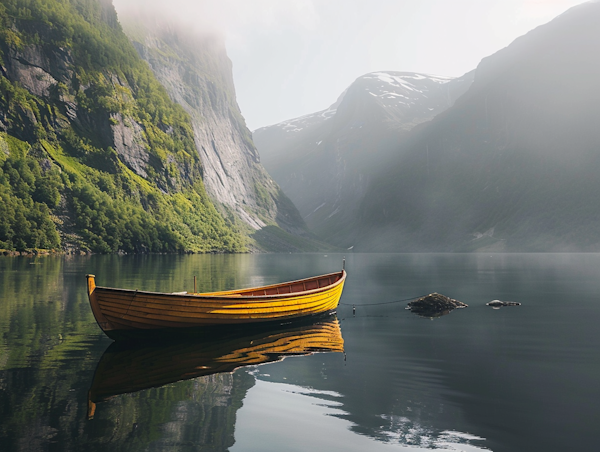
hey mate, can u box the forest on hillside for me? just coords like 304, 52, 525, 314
0, 0, 245, 253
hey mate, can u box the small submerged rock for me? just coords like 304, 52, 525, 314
487, 300, 521, 308
407, 293, 468, 318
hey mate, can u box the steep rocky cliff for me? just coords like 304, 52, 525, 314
0, 0, 248, 253
254, 71, 473, 242
118, 17, 321, 251
0, 0, 322, 253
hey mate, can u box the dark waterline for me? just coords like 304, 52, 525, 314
0, 253, 599, 451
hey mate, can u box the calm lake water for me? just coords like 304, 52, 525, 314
1, 253, 599, 452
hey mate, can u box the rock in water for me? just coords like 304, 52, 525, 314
407, 293, 468, 317
487, 300, 521, 307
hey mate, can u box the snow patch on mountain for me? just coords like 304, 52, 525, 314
254, 72, 459, 135
359, 72, 458, 111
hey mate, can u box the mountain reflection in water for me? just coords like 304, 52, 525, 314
233, 379, 490, 452
87, 316, 344, 419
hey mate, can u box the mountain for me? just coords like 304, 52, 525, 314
118, 16, 320, 251
353, 1, 600, 252
0, 0, 319, 253
256, 1, 600, 252
0, 0, 246, 253
254, 71, 473, 242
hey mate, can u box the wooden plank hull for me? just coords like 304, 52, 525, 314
86, 270, 346, 337
87, 316, 344, 419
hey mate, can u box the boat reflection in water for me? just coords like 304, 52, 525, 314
87, 315, 344, 419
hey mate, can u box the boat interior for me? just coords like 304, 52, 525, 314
197, 271, 344, 297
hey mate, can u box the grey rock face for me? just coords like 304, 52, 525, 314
2, 45, 69, 98
1, 39, 156, 183
8, 61, 56, 98
124, 24, 304, 233
110, 112, 150, 179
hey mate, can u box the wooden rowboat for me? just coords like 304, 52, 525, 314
87, 316, 344, 418
86, 269, 346, 339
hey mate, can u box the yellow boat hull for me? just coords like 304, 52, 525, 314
86, 270, 346, 337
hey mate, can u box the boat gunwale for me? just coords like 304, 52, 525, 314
92, 270, 346, 302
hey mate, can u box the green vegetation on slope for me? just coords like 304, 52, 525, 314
0, 134, 61, 250
0, 0, 245, 253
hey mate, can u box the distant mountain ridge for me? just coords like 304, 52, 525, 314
351, 1, 600, 251
254, 70, 473, 241
256, 0, 600, 252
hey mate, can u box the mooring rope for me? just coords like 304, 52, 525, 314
339, 295, 428, 307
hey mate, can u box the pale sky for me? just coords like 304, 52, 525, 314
113, 0, 588, 130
